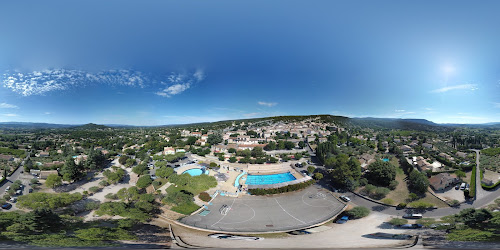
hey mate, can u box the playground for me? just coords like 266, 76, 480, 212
180, 185, 346, 233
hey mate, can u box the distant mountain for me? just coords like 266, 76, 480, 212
348, 117, 444, 131
0, 122, 75, 129
70, 123, 111, 130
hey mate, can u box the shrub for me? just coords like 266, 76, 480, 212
84, 201, 101, 211
469, 165, 476, 198
397, 202, 407, 209
313, 172, 324, 180
105, 193, 118, 200
198, 192, 211, 202
388, 180, 398, 190
99, 180, 109, 187
408, 201, 434, 209
346, 206, 370, 219
359, 178, 368, 186
389, 218, 408, 226
88, 186, 101, 193
408, 193, 419, 201
371, 187, 390, 200
361, 184, 376, 196
381, 198, 394, 205
17, 192, 83, 209
449, 199, 460, 206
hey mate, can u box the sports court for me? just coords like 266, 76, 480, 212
180, 185, 346, 233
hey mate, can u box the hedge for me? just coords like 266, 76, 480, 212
249, 180, 315, 195
469, 165, 476, 198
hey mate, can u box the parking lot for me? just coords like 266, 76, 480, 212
180, 185, 346, 233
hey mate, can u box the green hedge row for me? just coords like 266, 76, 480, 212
249, 180, 315, 195
469, 165, 476, 198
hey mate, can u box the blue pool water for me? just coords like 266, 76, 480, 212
183, 168, 203, 176
382, 158, 389, 162
246, 172, 296, 185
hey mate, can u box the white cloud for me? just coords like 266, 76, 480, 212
395, 109, 406, 112
0, 103, 18, 109
156, 69, 205, 98
2, 113, 18, 117
44, 112, 51, 115
1, 69, 147, 96
431, 84, 478, 93
493, 102, 500, 108
424, 107, 434, 111
258, 101, 277, 107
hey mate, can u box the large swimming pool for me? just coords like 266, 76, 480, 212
245, 172, 296, 185
183, 168, 203, 176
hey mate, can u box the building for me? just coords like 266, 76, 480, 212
163, 147, 175, 155
429, 173, 460, 191
40, 170, 59, 179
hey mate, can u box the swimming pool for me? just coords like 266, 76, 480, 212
245, 172, 296, 185
183, 168, 203, 176
382, 158, 389, 162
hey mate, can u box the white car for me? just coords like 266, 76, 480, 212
208, 234, 263, 241
340, 195, 351, 202
9, 197, 17, 203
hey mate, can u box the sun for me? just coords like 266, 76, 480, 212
442, 65, 455, 75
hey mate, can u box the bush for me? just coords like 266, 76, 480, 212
397, 202, 407, 209
359, 178, 368, 186
313, 172, 324, 180
84, 201, 101, 211
105, 193, 118, 200
360, 184, 376, 196
88, 186, 101, 193
99, 180, 109, 187
408, 193, 419, 201
408, 201, 434, 209
346, 206, 370, 219
469, 165, 476, 198
449, 199, 460, 206
381, 198, 394, 205
389, 218, 408, 226
388, 180, 398, 190
371, 187, 390, 200
17, 192, 83, 209
198, 192, 211, 202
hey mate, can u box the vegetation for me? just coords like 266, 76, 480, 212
365, 160, 397, 187
388, 218, 408, 226
45, 174, 62, 188
407, 170, 429, 194
17, 192, 83, 210
469, 165, 476, 198
325, 154, 361, 190
345, 206, 370, 219
446, 208, 500, 242
249, 180, 315, 195
198, 192, 211, 202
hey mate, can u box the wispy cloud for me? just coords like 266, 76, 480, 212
44, 112, 51, 115
493, 102, 500, 108
2, 113, 18, 117
395, 109, 406, 112
156, 69, 205, 97
258, 101, 277, 107
2, 69, 146, 96
431, 83, 478, 93
0, 103, 18, 109
243, 112, 261, 117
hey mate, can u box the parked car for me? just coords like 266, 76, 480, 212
460, 183, 466, 190
5, 186, 10, 191
339, 195, 351, 202
15, 190, 22, 195
1, 203, 12, 210
336, 216, 349, 224
9, 197, 17, 203
208, 234, 263, 241
399, 224, 423, 229
28, 188, 33, 193
403, 213, 423, 219
455, 184, 460, 190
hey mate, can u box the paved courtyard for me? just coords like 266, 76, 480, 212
180, 185, 345, 232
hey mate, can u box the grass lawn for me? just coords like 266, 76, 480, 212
171, 201, 200, 215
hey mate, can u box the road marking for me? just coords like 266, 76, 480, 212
211, 197, 237, 226
274, 198, 306, 224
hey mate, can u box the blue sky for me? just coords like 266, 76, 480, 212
1, 0, 499, 125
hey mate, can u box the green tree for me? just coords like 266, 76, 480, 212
60, 157, 84, 182
228, 157, 237, 163
307, 166, 316, 174
118, 155, 129, 165
313, 172, 323, 180
408, 170, 429, 194
136, 175, 152, 189
45, 174, 62, 188
365, 160, 396, 186
132, 163, 148, 176
156, 166, 174, 178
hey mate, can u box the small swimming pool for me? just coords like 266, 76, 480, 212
183, 168, 203, 176
382, 158, 389, 162
245, 172, 296, 185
